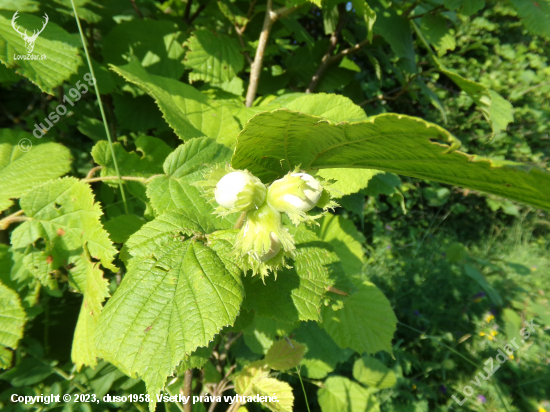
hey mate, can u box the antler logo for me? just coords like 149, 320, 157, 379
11, 10, 49, 54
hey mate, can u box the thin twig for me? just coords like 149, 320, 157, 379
331, 37, 373, 61
245, 2, 300, 106
70, 0, 129, 214
404, 0, 421, 18
183, 370, 193, 412
188, 3, 207, 24
183, 0, 193, 22
86, 165, 103, 179
409, 4, 445, 19
82, 176, 148, 183
235, 25, 253, 64
0, 210, 28, 230
306, 4, 347, 93
245, 0, 275, 107
128, 0, 144, 19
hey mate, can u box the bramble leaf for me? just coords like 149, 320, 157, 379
312, 214, 365, 282
264, 339, 305, 371
353, 356, 397, 389
318, 376, 379, 412
508, 0, 550, 38
184, 29, 244, 84
103, 19, 186, 79
110, 61, 241, 147
0, 281, 25, 369
10, 177, 118, 290
71, 256, 109, 370
146, 138, 236, 230
242, 226, 352, 323
322, 281, 397, 355
293, 321, 353, 379
0, 130, 72, 213
232, 109, 550, 211
96, 232, 245, 411
0, 11, 82, 94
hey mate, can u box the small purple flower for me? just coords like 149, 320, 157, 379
387, 245, 391, 250
413, 310, 421, 317
440, 385, 447, 394
385, 225, 393, 231
478, 395, 486, 403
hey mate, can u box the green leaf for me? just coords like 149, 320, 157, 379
103, 19, 187, 79
0, 11, 82, 94
243, 315, 297, 355
371, 1, 415, 73
71, 256, 109, 370
103, 214, 145, 244
125, 210, 204, 258
178, 340, 217, 371
0, 129, 72, 213
353, 356, 397, 389
443, 0, 485, 16
414, 23, 513, 134
10, 178, 118, 288
488, 90, 514, 134
312, 214, 365, 281
0, 281, 25, 369
234, 359, 294, 412
293, 321, 353, 379
351, 0, 376, 41
446, 242, 469, 263
232, 109, 550, 211
318, 376, 380, 412
110, 61, 241, 147
420, 14, 456, 56
509, 0, 550, 38
253, 378, 294, 412
146, 138, 236, 230
322, 281, 397, 355
96, 236, 244, 411
265, 339, 305, 371
463, 264, 502, 306
113, 93, 170, 133
0, 357, 53, 386
184, 29, 244, 84
242, 226, 350, 323
234, 360, 270, 396
317, 169, 379, 198
285, 93, 367, 122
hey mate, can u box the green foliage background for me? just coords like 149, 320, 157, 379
0, 0, 549, 412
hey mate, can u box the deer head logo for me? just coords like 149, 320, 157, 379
11, 11, 49, 54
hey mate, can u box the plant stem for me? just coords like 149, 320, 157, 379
296, 366, 312, 412
306, 4, 347, 93
189, 3, 207, 24
129, 0, 144, 19
53, 367, 88, 392
245, 0, 274, 107
82, 176, 148, 184
245, 2, 300, 106
70, 0, 129, 214
0, 210, 28, 230
183, 369, 193, 412
183, 0, 193, 22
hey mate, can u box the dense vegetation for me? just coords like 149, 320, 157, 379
0, 0, 549, 412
